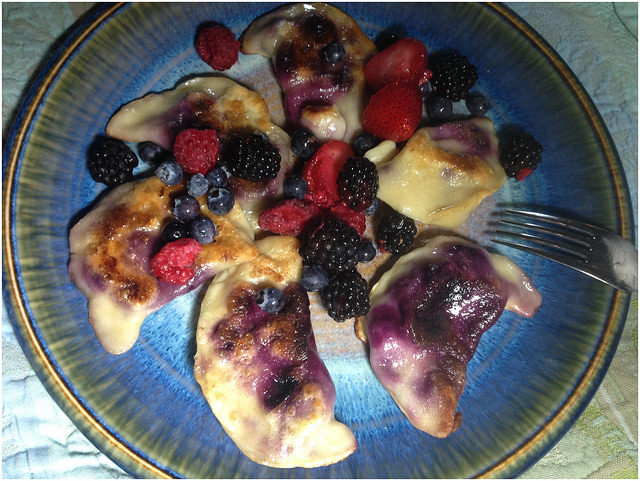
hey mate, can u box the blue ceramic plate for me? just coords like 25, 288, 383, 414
3, 2, 634, 478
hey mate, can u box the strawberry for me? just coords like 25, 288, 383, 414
302, 140, 354, 208
258, 199, 321, 236
364, 38, 429, 91
361, 82, 423, 142
327, 201, 366, 236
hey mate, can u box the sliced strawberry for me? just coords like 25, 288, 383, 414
302, 140, 354, 208
364, 38, 428, 91
258, 199, 321, 236
361, 82, 423, 142
327, 201, 366, 236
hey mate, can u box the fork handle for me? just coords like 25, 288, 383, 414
606, 236, 638, 291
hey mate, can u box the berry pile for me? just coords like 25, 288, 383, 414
83, 18, 544, 323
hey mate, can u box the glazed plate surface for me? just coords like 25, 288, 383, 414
3, 2, 634, 478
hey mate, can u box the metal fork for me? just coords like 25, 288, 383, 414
489, 208, 638, 291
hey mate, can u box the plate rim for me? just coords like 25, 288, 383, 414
2, 2, 634, 478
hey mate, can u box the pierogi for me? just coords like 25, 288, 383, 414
373, 118, 506, 228
358, 235, 541, 437
194, 236, 357, 467
242, 2, 376, 142
68, 177, 258, 354
106, 76, 294, 230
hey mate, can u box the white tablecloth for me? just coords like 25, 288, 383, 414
3, 2, 637, 478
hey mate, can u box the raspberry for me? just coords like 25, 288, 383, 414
173, 128, 219, 175
258, 199, 320, 236
195, 24, 240, 71
150, 238, 202, 284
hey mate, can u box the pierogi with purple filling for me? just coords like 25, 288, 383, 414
194, 236, 356, 467
106, 76, 294, 229
68, 177, 259, 354
358, 235, 541, 437
242, 2, 376, 142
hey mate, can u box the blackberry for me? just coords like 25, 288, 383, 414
87, 136, 138, 187
430, 51, 478, 102
499, 132, 543, 180
337, 157, 379, 211
376, 211, 417, 254
300, 218, 360, 272
320, 268, 370, 322
221, 132, 281, 182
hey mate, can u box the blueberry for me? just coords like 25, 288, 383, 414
363, 197, 380, 216
300, 264, 329, 292
137, 141, 171, 166
283, 174, 308, 199
187, 173, 210, 197
465, 93, 490, 116
173, 194, 200, 222
322, 42, 345, 63
155, 160, 183, 186
207, 187, 234, 215
206, 166, 229, 188
190, 215, 217, 244
357, 240, 377, 263
290, 129, 319, 159
162, 220, 190, 243
256, 287, 286, 314
425, 95, 452, 120
419, 80, 433, 97
352, 132, 380, 157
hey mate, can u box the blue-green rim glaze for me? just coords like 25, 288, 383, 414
2, 2, 633, 478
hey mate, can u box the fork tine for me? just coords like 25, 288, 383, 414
492, 230, 589, 261
496, 218, 592, 249
491, 238, 589, 269
501, 208, 597, 236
